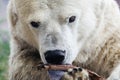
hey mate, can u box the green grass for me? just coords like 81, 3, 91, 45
0, 31, 10, 80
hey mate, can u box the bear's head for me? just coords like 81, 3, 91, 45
9, 0, 97, 65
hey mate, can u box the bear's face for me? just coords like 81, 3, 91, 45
14, 0, 97, 64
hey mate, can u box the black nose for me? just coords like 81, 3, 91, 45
45, 50, 65, 64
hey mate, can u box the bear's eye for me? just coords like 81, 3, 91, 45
69, 16, 76, 23
30, 21, 40, 28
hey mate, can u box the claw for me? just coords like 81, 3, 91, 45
66, 67, 89, 80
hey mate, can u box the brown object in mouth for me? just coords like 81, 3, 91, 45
36, 64, 106, 80
37, 64, 76, 71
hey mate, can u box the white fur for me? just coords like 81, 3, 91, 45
8, 0, 120, 79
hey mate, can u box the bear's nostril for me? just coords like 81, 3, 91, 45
45, 50, 65, 64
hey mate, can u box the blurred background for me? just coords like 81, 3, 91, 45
0, 0, 120, 80
0, 0, 9, 80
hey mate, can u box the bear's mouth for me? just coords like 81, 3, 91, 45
36, 64, 75, 80
48, 64, 74, 80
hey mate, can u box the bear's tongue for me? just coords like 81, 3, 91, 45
48, 70, 64, 80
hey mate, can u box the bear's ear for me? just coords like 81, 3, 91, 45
104, 0, 120, 18
7, 1, 18, 27
98, 0, 120, 26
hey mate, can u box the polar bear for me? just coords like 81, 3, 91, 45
8, 0, 120, 80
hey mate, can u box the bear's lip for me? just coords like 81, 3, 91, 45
48, 70, 65, 80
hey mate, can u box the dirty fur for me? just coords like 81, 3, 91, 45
8, 0, 120, 80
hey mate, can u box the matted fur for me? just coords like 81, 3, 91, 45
8, 0, 120, 80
